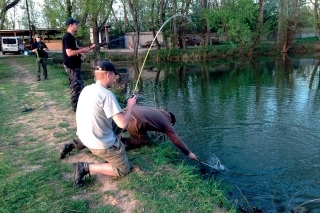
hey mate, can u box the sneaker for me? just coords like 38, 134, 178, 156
59, 143, 74, 159
72, 162, 90, 187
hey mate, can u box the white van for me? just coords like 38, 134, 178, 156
1, 37, 24, 55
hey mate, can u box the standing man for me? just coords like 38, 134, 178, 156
62, 17, 95, 112
72, 61, 137, 187
31, 34, 49, 81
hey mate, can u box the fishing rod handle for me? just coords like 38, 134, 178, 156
130, 94, 141, 103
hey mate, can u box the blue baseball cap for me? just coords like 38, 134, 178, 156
97, 61, 120, 75
65, 18, 80, 26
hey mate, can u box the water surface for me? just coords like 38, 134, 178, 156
116, 56, 320, 212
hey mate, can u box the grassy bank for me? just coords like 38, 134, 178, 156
0, 56, 236, 212
46, 38, 320, 66
147, 38, 320, 62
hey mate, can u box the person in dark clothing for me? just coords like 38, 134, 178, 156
31, 34, 49, 81
62, 17, 95, 112
60, 106, 199, 161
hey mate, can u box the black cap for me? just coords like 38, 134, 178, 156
65, 18, 80, 26
97, 61, 120, 75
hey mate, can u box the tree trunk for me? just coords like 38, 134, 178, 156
158, 0, 169, 49
111, 2, 124, 35
127, 0, 139, 59
248, 0, 264, 55
92, 21, 99, 54
275, 0, 284, 46
201, 0, 208, 47
150, 0, 160, 48
281, 0, 299, 53
313, 0, 320, 41
87, 0, 112, 54
281, 0, 289, 52
0, 0, 21, 30
120, 0, 129, 30
66, 0, 72, 18
180, 0, 192, 50
172, 0, 178, 48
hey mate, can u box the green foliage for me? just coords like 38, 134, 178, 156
263, 0, 280, 33
43, 0, 69, 28
148, 44, 252, 61
294, 36, 319, 43
204, 0, 259, 45
298, 5, 316, 28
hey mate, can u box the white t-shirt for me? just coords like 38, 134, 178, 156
76, 83, 122, 149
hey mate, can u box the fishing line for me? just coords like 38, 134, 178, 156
132, 14, 188, 93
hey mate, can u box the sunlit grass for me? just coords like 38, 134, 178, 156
0, 56, 236, 213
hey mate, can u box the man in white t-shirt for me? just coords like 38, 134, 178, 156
72, 61, 137, 187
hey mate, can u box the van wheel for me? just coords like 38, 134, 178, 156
2, 51, 5, 55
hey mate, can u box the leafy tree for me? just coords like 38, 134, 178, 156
281, 0, 307, 53
42, 0, 113, 46
81, 0, 113, 51
43, 0, 72, 29
204, 0, 259, 46
0, 0, 20, 30
311, 0, 320, 40
298, 4, 314, 28
248, 0, 264, 55
127, 0, 142, 58
264, 0, 281, 34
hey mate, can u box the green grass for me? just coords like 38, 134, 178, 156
0, 62, 14, 79
294, 36, 319, 43
120, 143, 234, 212
0, 56, 236, 213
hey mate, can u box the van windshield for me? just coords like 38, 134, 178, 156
3, 39, 17, 44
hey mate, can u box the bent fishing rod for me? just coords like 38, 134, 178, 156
132, 14, 185, 94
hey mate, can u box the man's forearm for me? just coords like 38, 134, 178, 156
66, 48, 88, 57
173, 139, 191, 156
166, 131, 191, 156
122, 106, 134, 127
67, 49, 81, 57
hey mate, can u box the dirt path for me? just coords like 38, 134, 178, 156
11, 60, 137, 212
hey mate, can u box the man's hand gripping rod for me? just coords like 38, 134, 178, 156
130, 94, 142, 103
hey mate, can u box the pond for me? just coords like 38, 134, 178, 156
87, 55, 320, 212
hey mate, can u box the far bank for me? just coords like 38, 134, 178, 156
63, 38, 320, 63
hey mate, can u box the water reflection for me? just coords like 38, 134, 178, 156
84, 56, 320, 212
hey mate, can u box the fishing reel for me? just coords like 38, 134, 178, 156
130, 94, 142, 103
